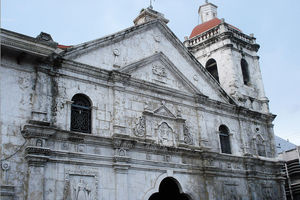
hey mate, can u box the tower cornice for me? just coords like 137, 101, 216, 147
184, 23, 259, 52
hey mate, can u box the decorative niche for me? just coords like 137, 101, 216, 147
133, 101, 193, 147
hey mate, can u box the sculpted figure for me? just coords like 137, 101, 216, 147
158, 122, 173, 146
72, 179, 92, 200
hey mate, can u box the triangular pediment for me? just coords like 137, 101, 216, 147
153, 103, 177, 119
61, 19, 235, 105
119, 52, 202, 95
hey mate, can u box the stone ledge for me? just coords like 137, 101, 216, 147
0, 185, 15, 198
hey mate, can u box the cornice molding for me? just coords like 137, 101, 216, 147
189, 31, 260, 52
1, 30, 57, 58
22, 124, 283, 175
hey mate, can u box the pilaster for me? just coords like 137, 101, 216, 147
91, 105, 98, 134
112, 137, 135, 200
65, 100, 73, 130
26, 159, 47, 200
22, 125, 53, 200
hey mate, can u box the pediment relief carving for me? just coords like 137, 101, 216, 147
133, 101, 193, 147
63, 169, 98, 200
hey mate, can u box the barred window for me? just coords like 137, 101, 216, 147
71, 94, 91, 133
219, 125, 231, 154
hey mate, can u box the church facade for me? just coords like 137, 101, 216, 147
0, 2, 286, 200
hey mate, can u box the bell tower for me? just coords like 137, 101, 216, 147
184, 1, 269, 113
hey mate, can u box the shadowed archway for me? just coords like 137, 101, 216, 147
148, 177, 192, 200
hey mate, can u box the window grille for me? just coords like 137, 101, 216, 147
71, 94, 91, 133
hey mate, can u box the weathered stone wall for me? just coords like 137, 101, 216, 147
0, 54, 36, 198
68, 26, 227, 103
0, 21, 284, 200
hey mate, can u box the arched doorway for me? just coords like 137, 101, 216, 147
148, 177, 192, 200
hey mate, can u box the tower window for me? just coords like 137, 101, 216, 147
71, 94, 92, 133
241, 59, 250, 85
219, 125, 231, 154
205, 59, 219, 83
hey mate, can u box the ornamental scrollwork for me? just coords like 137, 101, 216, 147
152, 64, 167, 78
183, 124, 193, 145
112, 138, 135, 149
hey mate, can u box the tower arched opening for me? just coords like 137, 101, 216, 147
205, 58, 219, 83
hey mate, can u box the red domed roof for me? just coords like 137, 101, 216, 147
189, 18, 241, 39
57, 44, 72, 49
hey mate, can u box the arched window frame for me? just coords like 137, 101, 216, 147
241, 58, 250, 86
218, 125, 232, 154
70, 94, 92, 134
205, 58, 220, 83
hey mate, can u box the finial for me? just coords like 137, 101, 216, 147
149, 0, 155, 9
205, 0, 209, 3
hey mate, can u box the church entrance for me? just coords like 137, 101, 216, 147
148, 177, 191, 200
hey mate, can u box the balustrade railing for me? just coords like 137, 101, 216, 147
188, 26, 220, 46
227, 26, 254, 44
187, 23, 255, 47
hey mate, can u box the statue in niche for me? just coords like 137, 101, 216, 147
224, 186, 240, 200
183, 124, 193, 145
228, 188, 238, 200
134, 116, 146, 137
36, 139, 43, 147
263, 187, 273, 199
158, 122, 174, 146
72, 179, 92, 200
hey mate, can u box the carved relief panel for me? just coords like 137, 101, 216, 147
157, 122, 175, 146
222, 182, 241, 200
133, 116, 146, 137
133, 101, 193, 147
63, 169, 98, 200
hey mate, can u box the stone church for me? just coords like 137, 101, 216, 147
0, 1, 286, 200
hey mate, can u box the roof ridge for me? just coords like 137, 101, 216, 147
62, 19, 161, 57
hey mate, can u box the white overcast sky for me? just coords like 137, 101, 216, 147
2, 0, 300, 145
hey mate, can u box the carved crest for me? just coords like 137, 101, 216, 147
158, 122, 174, 146
183, 124, 193, 145
152, 64, 167, 78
